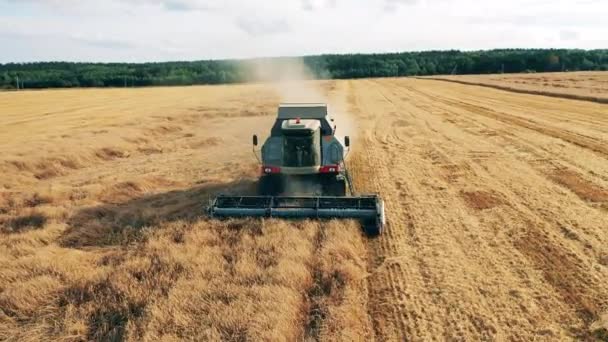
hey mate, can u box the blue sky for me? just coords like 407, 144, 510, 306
0, 0, 606, 63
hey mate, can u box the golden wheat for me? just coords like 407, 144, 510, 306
1, 76, 607, 340
424, 71, 608, 103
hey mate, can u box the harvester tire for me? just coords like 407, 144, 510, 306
363, 220, 382, 237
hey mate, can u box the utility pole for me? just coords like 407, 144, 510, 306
124, 76, 127, 88
501, 63, 505, 74
15, 75, 19, 90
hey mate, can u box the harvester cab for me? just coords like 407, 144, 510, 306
210, 103, 385, 236
254, 103, 351, 197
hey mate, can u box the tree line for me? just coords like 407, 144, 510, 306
1, 49, 607, 89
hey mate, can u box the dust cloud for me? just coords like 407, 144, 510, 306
328, 90, 357, 142
240, 57, 324, 102
239, 57, 357, 141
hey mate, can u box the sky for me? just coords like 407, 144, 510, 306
0, 0, 606, 63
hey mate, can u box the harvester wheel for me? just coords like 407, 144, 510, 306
363, 219, 382, 237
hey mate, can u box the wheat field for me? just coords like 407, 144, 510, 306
427, 71, 608, 103
1, 74, 608, 341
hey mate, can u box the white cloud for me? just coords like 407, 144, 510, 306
70, 34, 136, 49
560, 30, 579, 41
157, 0, 214, 11
301, 0, 338, 11
236, 16, 291, 36
384, 0, 418, 11
0, 0, 606, 63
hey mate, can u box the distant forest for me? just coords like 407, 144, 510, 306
1, 49, 607, 89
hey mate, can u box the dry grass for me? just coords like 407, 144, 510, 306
2, 77, 608, 341
304, 221, 372, 341
424, 71, 608, 103
0, 81, 372, 341
460, 190, 504, 210
550, 169, 608, 203
0, 211, 369, 341
0, 219, 313, 341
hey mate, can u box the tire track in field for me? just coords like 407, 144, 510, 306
390, 79, 608, 196
421, 83, 607, 324
418, 77, 608, 104
384, 80, 608, 329
412, 80, 608, 158
348, 79, 608, 340
392, 79, 608, 210
348, 83, 422, 341
350, 80, 504, 340
416, 79, 607, 336
368, 81, 568, 338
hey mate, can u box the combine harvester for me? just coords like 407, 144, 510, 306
209, 103, 385, 236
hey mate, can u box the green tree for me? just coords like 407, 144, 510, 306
581, 58, 595, 70
403, 59, 420, 75
1, 49, 606, 89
